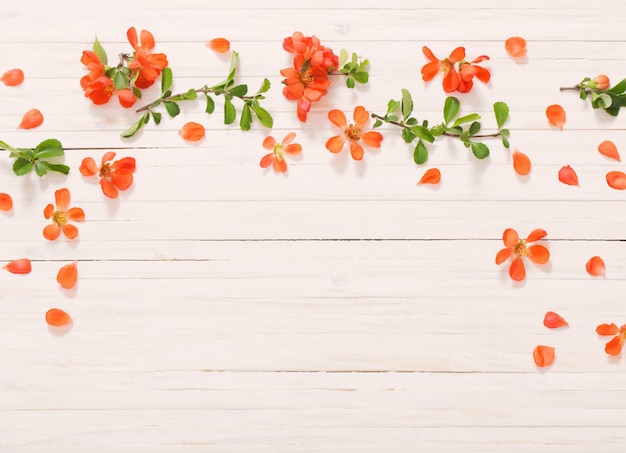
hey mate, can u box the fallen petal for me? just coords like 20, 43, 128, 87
596, 323, 619, 336
605, 336, 624, 356
558, 165, 579, 186
0, 193, 12, 211
45, 308, 72, 327
57, 261, 78, 289
543, 311, 569, 328
505, 37, 527, 58
546, 104, 566, 130
207, 38, 230, 53
179, 122, 205, 142
533, 345, 555, 367
18, 108, 44, 129
3, 258, 31, 274
512, 149, 531, 175
598, 140, 621, 162
606, 171, 626, 190
586, 256, 605, 276
1, 68, 24, 86
417, 168, 441, 185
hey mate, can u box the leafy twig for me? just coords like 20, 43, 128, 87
560, 76, 626, 117
0, 139, 69, 176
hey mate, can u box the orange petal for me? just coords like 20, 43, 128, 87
1, 68, 24, 86
543, 311, 569, 328
61, 224, 79, 240
45, 308, 72, 327
509, 257, 526, 281
43, 223, 60, 241
325, 135, 346, 154
139, 29, 155, 51
100, 178, 119, 198
272, 157, 287, 173
598, 140, 621, 162
502, 228, 519, 248
0, 193, 13, 211
262, 136, 276, 150
527, 244, 550, 264
260, 153, 274, 169
605, 336, 624, 356
54, 187, 71, 210
350, 141, 364, 161
586, 256, 605, 276
282, 132, 297, 145
449, 47, 466, 62
422, 46, 438, 63
442, 69, 460, 93
79, 157, 98, 176
207, 38, 230, 53
525, 229, 547, 243
421, 61, 440, 82
3, 258, 31, 274
558, 165, 579, 186
126, 26, 139, 48
284, 143, 302, 155
117, 88, 137, 108
67, 207, 85, 222
606, 171, 626, 190
533, 345, 555, 367
110, 171, 133, 191
512, 149, 531, 176
495, 247, 513, 265
417, 168, 441, 185
57, 261, 78, 289
328, 109, 347, 128
179, 122, 205, 142
360, 131, 383, 148
596, 323, 619, 336
353, 105, 369, 128
546, 104, 566, 130
18, 108, 43, 129
505, 37, 527, 58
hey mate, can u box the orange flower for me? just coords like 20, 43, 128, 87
281, 56, 331, 122
325, 106, 383, 160
505, 37, 527, 58
43, 188, 85, 240
18, 108, 43, 129
0, 193, 12, 211
546, 104, 566, 130
3, 258, 31, 274
543, 311, 568, 329
1, 68, 24, 86
283, 32, 338, 73
421, 46, 465, 93
57, 261, 78, 289
458, 55, 490, 93
533, 345, 555, 367
127, 27, 168, 89
417, 168, 441, 185
80, 50, 114, 105
79, 152, 136, 199
596, 323, 626, 356
495, 228, 550, 281
586, 256, 605, 276
207, 38, 230, 53
46, 308, 72, 327
179, 122, 206, 142
260, 132, 302, 173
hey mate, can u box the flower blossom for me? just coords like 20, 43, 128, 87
79, 152, 136, 199
495, 228, 550, 281
260, 132, 302, 173
421, 46, 490, 93
127, 27, 168, 89
43, 188, 85, 240
80, 50, 114, 105
325, 106, 383, 160
596, 323, 626, 356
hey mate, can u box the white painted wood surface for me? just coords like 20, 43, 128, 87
2, 1, 626, 451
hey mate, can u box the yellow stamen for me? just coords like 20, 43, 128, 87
345, 124, 361, 140
514, 240, 531, 257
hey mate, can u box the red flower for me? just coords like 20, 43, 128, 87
43, 188, 85, 241
421, 46, 465, 93
281, 56, 331, 122
596, 323, 626, 355
283, 32, 338, 73
79, 152, 136, 199
80, 50, 114, 105
127, 27, 168, 89
495, 228, 550, 281
458, 55, 490, 93
325, 106, 383, 160
260, 132, 302, 173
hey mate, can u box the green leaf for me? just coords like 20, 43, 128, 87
591, 92, 613, 109
161, 90, 172, 99
352, 71, 369, 84
604, 94, 622, 116
339, 49, 349, 67
387, 115, 399, 122
224, 97, 236, 124
401, 88, 413, 120
0, 140, 19, 154
502, 136, 510, 149
608, 78, 626, 95
152, 111, 162, 125
251, 105, 273, 128
92, 36, 108, 65
112, 69, 129, 90
161, 67, 173, 94
228, 84, 248, 97
39, 161, 70, 175
12, 158, 32, 176
410, 125, 435, 143
132, 87, 142, 99
401, 127, 415, 143
452, 113, 481, 127
468, 121, 481, 137
386, 99, 400, 115
121, 117, 146, 138
430, 125, 444, 137
470, 142, 490, 159
33, 138, 63, 159
239, 104, 252, 131
183, 88, 197, 100
346, 77, 355, 89
405, 118, 418, 126
460, 130, 470, 143
257, 78, 271, 94
34, 160, 47, 176
206, 94, 215, 114
413, 140, 429, 165
373, 119, 383, 128
443, 97, 460, 125
493, 101, 509, 130
164, 101, 180, 118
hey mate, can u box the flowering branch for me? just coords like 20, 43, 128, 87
372, 90, 510, 164
560, 75, 626, 116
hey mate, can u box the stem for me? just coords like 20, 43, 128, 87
135, 88, 256, 113
371, 113, 502, 139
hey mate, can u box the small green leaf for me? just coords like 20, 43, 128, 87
493, 101, 509, 130
387, 115, 399, 122
591, 92, 613, 109
405, 118, 418, 126
224, 97, 236, 124
92, 36, 108, 65
113, 70, 129, 90
460, 130, 470, 143
251, 105, 273, 128
401, 128, 415, 143
34, 161, 47, 176
410, 125, 435, 143
339, 49, 349, 67
608, 78, 626, 95
161, 90, 172, 99
239, 104, 252, 131
443, 97, 460, 125
33, 139, 63, 159
373, 119, 383, 128
142, 113, 150, 124
386, 99, 400, 115
401, 88, 413, 120
132, 87, 142, 99
468, 121, 481, 137
346, 77, 355, 89
164, 101, 180, 118
580, 90, 588, 100
430, 125, 444, 137
502, 136, 510, 149
452, 113, 481, 127
206, 94, 215, 114
257, 78, 271, 94
152, 111, 162, 125
121, 117, 146, 138
39, 161, 70, 175
413, 140, 429, 165
12, 158, 33, 176
228, 84, 248, 97
161, 67, 173, 94
352, 72, 369, 84
604, 94, 622, 116
470, 142, 490, 159
183, 88, 197, 100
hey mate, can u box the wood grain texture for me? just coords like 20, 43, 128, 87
1, 0, 626, 451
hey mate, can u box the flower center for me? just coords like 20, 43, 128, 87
99, 163, 111, 178
299, 69, 314, 85
514, 240, 530, 257
345, 124, 361, 140
53, 210, 68, 226
273, 144, 285, 161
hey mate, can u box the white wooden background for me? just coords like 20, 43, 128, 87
1, 0, 626, 451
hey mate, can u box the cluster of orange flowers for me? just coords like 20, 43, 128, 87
80, 27, 168, 108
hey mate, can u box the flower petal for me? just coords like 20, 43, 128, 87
526, 229, 547, 243
126, 26, 138, 48
110, 171, 134, 191
605, 336, 624, 356
543, 311, 569, 329
1, 68, 24, 87
353, 105, 369, 128
207, 37, 230, 53
282, 132, 297, 145
512, 149, 531, 176
79, 157, 98, 176
350, 141, 364, 161
43, 223, 60, 241
421, 61, 441, 81
18, 108, 43, 129
598, 140, 621, 162
328, 109, 347, 128
179, 122, 205, 142
495, 247, 513, 265
54, 188, 71, 210
61, 224, 79, 240
3, 258, 31, 274
325, 135, 346, 154
284, 143, 302, 155
57, 261, 78, 289
67, 207, 85, 222
260, 153, 274, 169
139, 29, 155, 51
100, 178, 119, 198
262, 136, 277, 150
45, 308, 72, 327
449, 47, 466, 62
606, 171, 626, 190
527, 244, 550, 264
586, 256, 605, 276
533, 345, 555, 367
0, 193, 13, 211
417, 168, 441, 185
422, 46, 438, 62
546, 104, 566, 130
596, 323, 620, 336
509, 257, 526, 281
503, 228, 519, 248
505, 37, 527, 58
442, 69, 460, 93
360, 131, 383, 148
272, 157, 287, 173
558, 165, 579, 186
